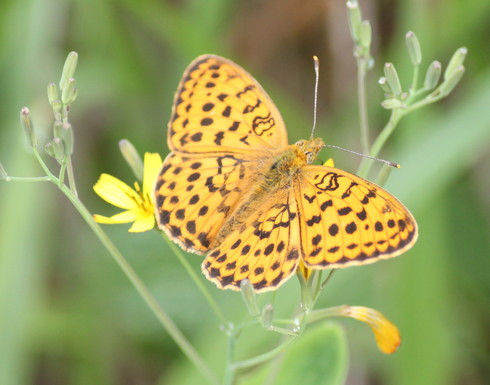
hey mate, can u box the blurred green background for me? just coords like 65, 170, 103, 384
1, 0, 489, 384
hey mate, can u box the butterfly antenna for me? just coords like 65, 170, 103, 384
323, 145, 400, 168
310, 56, 320, 140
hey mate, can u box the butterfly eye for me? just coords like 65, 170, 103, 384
306, 151, 315, 164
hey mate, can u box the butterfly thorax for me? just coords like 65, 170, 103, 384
212, 138, 326, 247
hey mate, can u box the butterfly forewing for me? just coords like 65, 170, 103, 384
168, 55, 288, 154
295, 166, 418, 268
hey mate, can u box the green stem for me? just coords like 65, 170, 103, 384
357, 108, 403, 178
307, 305, 348, 324
164, 236, 228, 325
30, 149, 220, 385
58, 163, 66, 186
4, 176, 51, 182
232, 338, 295, 371
223, 332, 236, 385
66, 156, 78, 196
357, 57, 370, 155
409, 65, 420, 96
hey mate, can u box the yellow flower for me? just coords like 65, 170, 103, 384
342, 306, 401, 354
93, 152, 162, 232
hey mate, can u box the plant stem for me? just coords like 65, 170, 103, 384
357, 57, 370, 155
66, 156, 78, 196
5, 176, 51, 182
232, 338, 295, 371
357, 108, 403, 178
223, 331, 236, 385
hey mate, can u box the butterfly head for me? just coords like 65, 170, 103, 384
294, 137, 325, 164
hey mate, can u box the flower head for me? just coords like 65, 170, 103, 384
343, 305, 401, 354
93, 152, 162, 232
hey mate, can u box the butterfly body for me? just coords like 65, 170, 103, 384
155, 55, 417, 292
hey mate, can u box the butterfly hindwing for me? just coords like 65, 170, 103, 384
295, 165, 418, 268
202, 188, 301, 292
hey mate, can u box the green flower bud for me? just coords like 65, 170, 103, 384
444, 47, 467, 81
44, 141, 56, 158
240, 279, 260, 317
384, 63, 402, 96
47, 82, 59, 105
52, 137, 66, 164
52, 100, 63, 121
405, 31, 422, 66
53, 121, 63, 138
119, 139, 144, 181
440, 65, 465, 97
20, 107, 37, 147
360, 20, 372, 50
61, 78, 77, 105
59, 51, 78, 91
262, 304, 274, 329
381, 98, 405, 109
60, 123, 74, 156
347, 0, 362, 43
424, 61, 442, 90
378, 77, 392, 94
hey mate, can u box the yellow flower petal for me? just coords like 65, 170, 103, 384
93, 174, 142, 209
343, 306, 401, 354
128, 213, 155, 232
323, 158, 335, 167
93, 211, 138, 224
142, 152, 163, 201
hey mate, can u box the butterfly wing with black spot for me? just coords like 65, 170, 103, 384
294, 166, 418, 268
168, 54, 288, 154
155, 152, 274, 254
201, 188, 301, 292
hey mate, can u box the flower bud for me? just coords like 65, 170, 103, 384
47, 82, 59, 105
61, 78, 78, 105
360, 20, 372, 50
347, 1, 362, 43
119, 139, 144, 181
378, 77, 392, 94
59, 51, 78, 91
440, 65, 465, 97
405, 31, 422, 66
52, 137, 66, 164
20, 107, 37, 147
444, 47, 467, 81
51, 100, 63, 121
343, 306, 401, 354
381, 98, 405, 110
384, 63, 402, 96
45, 141, 56, 158
60, 122, 74, 156
261, 304, 274, 329
424, 61, 442, 90
240, 279, 260, 317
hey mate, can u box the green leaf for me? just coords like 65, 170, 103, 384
274, 322, 348, 385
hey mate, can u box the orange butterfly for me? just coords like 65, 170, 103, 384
154, 55, 417, 292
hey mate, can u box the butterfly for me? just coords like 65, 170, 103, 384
154, 55, 418, 293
